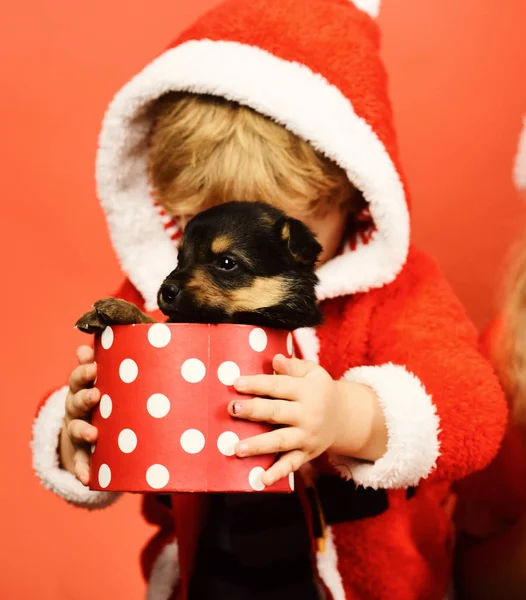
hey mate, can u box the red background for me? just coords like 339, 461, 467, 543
2, 1, 525, 598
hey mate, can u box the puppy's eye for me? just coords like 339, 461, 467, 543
216, 256, 238, 271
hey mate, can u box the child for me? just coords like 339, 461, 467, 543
31, 1, 507, 598
454, 119, 526, 599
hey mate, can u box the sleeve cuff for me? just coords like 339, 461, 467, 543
31, 386, 121, 509
328, 363, 441, 489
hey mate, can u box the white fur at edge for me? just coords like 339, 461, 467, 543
316, 527, 346, 600
513, 115, 526, 191
147, 540, 180, 600
350, 0, 381, 18
330, 364, 441, 489
96, 40, 410, 312
293, 327, 320, 363
31, 386, 121, 508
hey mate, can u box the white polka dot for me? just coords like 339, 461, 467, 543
217, 361, 241, 386
119, 358, 138, 383
99, 394, 112, 419
217, 431, 240, 456
289, 472, 295, 491
287, 333, 294, 356
101, 326, 114, 350
249, 466, 266, 491
98, 464, 111, 488
147, 393, 171, 418
90, 444, 96, 454
181, 358, 206, 383
146, 464, 170, 490
148, 323, 172, 348
249, 328, 267, 352
180, 429, 206, 454
118, 429, 138, 454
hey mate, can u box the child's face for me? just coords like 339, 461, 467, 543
289, 205, 350, 266
176, 202, 349, 267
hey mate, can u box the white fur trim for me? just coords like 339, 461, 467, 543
293, 327, 320, 363
316, 527, 346, 600
31, 386, 121, 509
147, 540, 180, 600
513, 116, 526, 191
329, 364, 440, 489
96, 40, 409, 311
350, 0, 381, 19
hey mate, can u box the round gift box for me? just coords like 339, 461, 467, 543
89, 322, 296, 494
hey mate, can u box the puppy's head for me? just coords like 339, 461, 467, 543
157, 201, 323, 329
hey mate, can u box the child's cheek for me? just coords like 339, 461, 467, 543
172, 214, 194, 232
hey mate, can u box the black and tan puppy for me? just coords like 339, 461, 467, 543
76, 201, 323, 333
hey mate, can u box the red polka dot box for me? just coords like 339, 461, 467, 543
89, 323, 296, 494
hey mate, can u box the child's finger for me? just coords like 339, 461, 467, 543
73, 448, 91, 486
273, 354, 317, 378
67, 388, 100, 418
233, 373, 300, 401
228, 397, 300, 424
76, 345, 95, 365
69, 363, 97, 394
67, 419, 98, 445
234, 427, 303, 458
261, 449, 306, 487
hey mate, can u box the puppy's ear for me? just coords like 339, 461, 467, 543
276, 217, 322, 266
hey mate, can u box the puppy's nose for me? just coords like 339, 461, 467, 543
160, 283, 180, 305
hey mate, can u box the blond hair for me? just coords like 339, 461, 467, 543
497, 230, 526, 426
147, 92, 359, 218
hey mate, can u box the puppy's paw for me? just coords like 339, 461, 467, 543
75, 297, 156, 334
92, 298, 145, 324
75, 308, 107, 334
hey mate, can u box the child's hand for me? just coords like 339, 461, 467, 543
59, 345, 100, 486
229, 354, 386, 487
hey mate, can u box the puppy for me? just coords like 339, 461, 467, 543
76, 201, 323, 333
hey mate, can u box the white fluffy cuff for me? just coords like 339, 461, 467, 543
329, 363, 440, 489
31, 386, 121, 509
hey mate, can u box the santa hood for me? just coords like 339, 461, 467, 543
96, 0, 410, 311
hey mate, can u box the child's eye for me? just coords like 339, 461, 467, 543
216, 256, 238, 271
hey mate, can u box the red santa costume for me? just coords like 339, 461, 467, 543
31, 0, 507, 598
